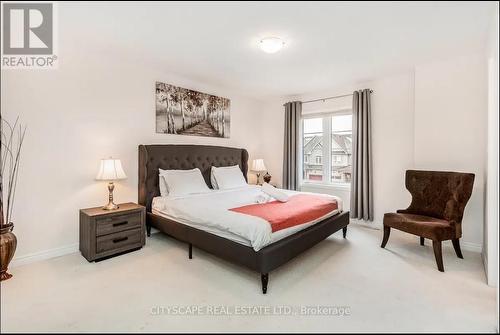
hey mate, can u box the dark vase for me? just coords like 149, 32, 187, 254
263, 172, 271, 183
0, 222, 17, 281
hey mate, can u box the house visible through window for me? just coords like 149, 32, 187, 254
302, 118, 323, 181
302, 112, 352, 185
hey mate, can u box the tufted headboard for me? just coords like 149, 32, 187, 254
138, 144, 249, 212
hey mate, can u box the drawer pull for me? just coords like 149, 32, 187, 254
112, 237, 128, 244
112, 221, 128, 227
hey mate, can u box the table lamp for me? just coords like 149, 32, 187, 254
96, 158, 127, 210
251, 159, 267, 185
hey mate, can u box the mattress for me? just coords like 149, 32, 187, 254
152, 185, 343, 251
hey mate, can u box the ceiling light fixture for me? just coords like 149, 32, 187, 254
259, 37, 285, 54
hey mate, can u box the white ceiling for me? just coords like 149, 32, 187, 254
63, 1, 495, 99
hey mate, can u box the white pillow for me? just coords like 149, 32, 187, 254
160, 168, 210, 196
158, 173, 169, 197
210, 166, 219, 189
211, 165, 247, 190
158, 168, 171, 196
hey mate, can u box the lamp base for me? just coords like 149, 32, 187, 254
102, 181, 119, 210
102, 201, 119, 211
256, 173, 261, 186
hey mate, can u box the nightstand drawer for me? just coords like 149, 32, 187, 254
96, 228, 142, 254
96, 212, 141, 236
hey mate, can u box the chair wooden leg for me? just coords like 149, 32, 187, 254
146, 224, 151, 237
432, 240, 444, 272
420, 237, 425, 246
188, 243, 192, 259
381, 226, 390, 248
452, 239, 463, 259
342, 226, 347, 238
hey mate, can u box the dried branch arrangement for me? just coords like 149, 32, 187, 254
1, 116, 27, 227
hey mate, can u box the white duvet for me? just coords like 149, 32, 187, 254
152, 185, 343, 251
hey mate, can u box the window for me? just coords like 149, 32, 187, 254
302, 112, 352, 185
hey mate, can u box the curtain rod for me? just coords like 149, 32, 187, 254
283, 90, 373, 106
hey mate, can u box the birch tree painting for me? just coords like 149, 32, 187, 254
155, 82, 230, 138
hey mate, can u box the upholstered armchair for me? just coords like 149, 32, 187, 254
381, 170, 475, 272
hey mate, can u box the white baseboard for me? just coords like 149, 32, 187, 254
350, 219, 383, 230
10, 243, 79, 268
482, 251, 489, 279
460, 241, 483, 253
9, 230, 163, 268
9, 230, 162, 268
6, 227, 483, 268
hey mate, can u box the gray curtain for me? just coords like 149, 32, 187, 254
350, 89, 373, 221
282, 101, 301, 190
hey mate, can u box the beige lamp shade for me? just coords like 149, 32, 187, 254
251, 159, 267, 172
96, 159, 127, 181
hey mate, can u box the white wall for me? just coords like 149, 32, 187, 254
414, 54, 487, 251
265, 54, 488, 251
485, 8, 499, 287
369, 73, 416, 226
1, 50, 268, 261
257, 99, 285, 188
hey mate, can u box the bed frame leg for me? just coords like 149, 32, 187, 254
146, 224, 151, 237
188, 243, 192, 259
342, 226, 347, 238
261, 273, 268, 294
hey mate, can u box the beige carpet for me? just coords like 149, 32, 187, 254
1, 224, 497, 333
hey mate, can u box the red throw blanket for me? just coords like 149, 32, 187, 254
229, 194, 338, 232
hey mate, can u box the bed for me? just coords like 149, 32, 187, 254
138, 144, 350, 294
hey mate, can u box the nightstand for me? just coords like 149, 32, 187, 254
79, 202, 145, 262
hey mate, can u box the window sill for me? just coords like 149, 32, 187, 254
300, 182, 351, 191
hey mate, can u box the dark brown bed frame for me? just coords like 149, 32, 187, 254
138, 144, 350, 294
